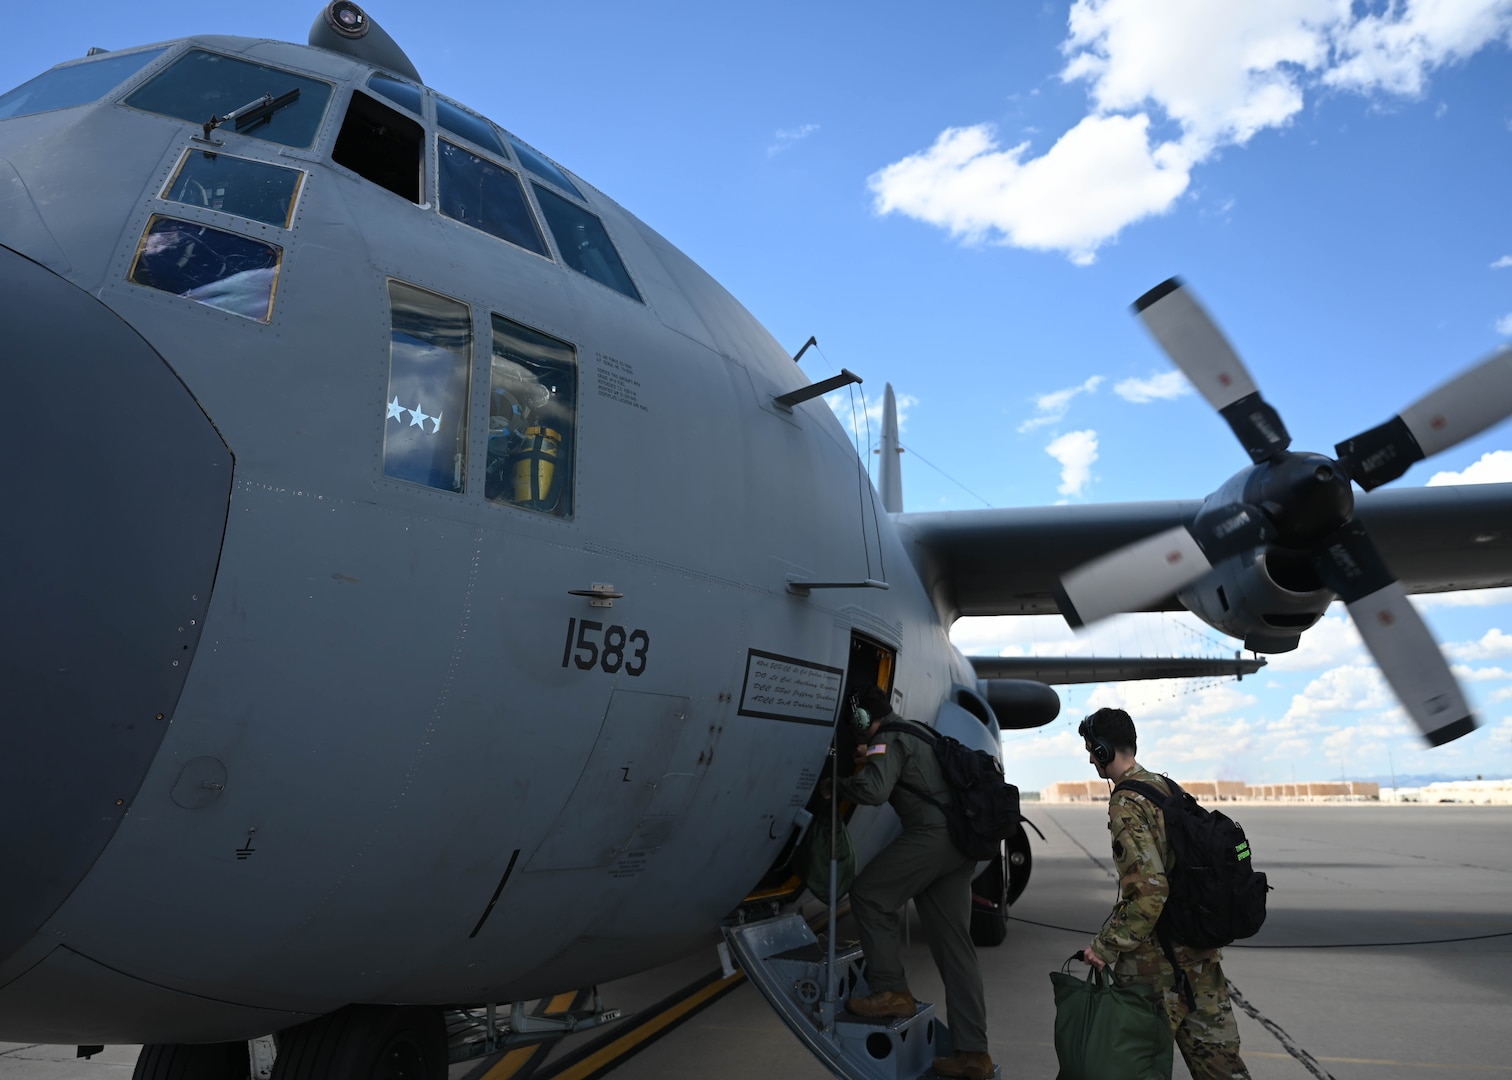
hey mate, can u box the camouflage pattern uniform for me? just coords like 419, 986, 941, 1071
1089, 764, 1251, 1080
837, 720, 988, 1054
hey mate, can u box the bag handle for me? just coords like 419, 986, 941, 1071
1061, 952, 1126, 987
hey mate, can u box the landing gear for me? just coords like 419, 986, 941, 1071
132, 1042, 250, 1079
271, 1004, 446, 1080
969, 850, 1008, 948
969, 824, 1034, 948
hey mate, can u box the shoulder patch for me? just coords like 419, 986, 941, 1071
867, 744, 887, 756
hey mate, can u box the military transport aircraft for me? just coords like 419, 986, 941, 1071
3, 3, 1510, 1078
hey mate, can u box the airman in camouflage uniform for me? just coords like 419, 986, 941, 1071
1079, 708, 1250, 1080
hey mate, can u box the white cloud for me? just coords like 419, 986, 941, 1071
1450, 664, 1512, 682
768, 123, 819, 157
870, 1, 1512, 263
1047, 429, 1099, 498
1497, 313, 1512, 335
1265, 611, 1365, 672
1491, 255, 1512, 269
1426, 449, 1512, 486
1113, 370, 1192, 403
1446, 627, 1512, 661
1414, 586, 1512, 609
1325, 0, 1512, 96
1281, 664, 1391, 724
1019, 375, 1104, 431
868, 115, 1191, 265
825, 389, 918, 440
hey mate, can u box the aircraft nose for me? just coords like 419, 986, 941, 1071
0, 244, 231, 967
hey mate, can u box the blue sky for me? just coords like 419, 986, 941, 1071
7, 1, 1511, 792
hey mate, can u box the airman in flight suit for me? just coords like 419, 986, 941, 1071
824, 685, 994, 1080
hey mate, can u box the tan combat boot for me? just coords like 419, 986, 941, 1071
845, 990, 918, 1019
932, 1050, 995, 1079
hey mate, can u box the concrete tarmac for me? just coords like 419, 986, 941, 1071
5, 803, 1512, 1079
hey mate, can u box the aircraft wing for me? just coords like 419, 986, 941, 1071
896, 482, 1512, 620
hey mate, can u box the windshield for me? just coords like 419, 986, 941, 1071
0, 47, 167, 121
124, 50, 332, 148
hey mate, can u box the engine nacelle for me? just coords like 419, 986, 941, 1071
1178, 545, 1332, 653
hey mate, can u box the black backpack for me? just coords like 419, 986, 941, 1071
1113, 777, 1268, 950
877, 721, 1022, 860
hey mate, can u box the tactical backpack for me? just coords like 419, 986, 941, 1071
877, 721, 1022, 860
1113, 777, 1269, 950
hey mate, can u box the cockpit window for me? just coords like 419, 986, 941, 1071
438, 141, 545, 256
128, 215, 281, 321
0, 47, 168, 121
384, 281, 471, 493
366, 73, 422, 117
508, 137, 582, 199
436, 97, 504, 157
163, 150, 304, 228
124, 50, 332, 148
488, 315, 576, 518
333, 91, 423, 202
532, 185, 641, 302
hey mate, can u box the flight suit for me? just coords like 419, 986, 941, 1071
1089, 764, 1251, 1080
837, 721, 988, 1054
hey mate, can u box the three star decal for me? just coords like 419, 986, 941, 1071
386, 396, 443, 435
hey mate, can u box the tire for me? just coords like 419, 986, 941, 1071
133, 1042, 250, 1080
1004, 822, 1034, 906
969, 847, 1008, 947
272, 1004, 447, 1080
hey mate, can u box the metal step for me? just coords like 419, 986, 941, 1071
724, 913, 999, 1080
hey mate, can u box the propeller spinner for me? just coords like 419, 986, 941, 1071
1058, 277, 1512, 746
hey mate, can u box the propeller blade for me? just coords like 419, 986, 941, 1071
1312, 521, 1475, 746
1335, 346, 1512, 491
1057, 505, 1269, 627
1133, 278, 1290, 463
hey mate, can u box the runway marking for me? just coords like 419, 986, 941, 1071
1249, 1051, 1512, 1072
535, 970, 746, 1080
479, 992, 583, 1080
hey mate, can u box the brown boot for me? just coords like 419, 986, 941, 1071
933, 1051, 995, 1079
845, 989, 918, 1018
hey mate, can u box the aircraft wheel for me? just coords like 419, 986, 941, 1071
132, 1042, 250, 1079
969, 848, 1008, 948
271, 1004, 446, 1080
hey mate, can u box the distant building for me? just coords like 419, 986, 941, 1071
1039, 779, 1381, 803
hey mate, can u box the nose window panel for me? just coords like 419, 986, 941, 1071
438, 140, 545, 256
366, 73, 422, 117
488, 315, 576, 518
162, 150, 304, 228
532, 184, 640, 303
508, 137, 582, 200
436, 96, 504, 157
128, 215, 281, 321
384, 281, 472, 493
124, 49, 332, 148
0, 46, 168, 121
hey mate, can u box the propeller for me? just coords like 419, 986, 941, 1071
1058, 277, 1512, 746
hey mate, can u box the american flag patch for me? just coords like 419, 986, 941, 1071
867, 744, 887, 756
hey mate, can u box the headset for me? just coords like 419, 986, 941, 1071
1079, 715, 1114, 766
846, 695, 872, 737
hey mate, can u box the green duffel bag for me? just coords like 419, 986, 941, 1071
796, 810, 855, 905
1050, 954, 1174, 1080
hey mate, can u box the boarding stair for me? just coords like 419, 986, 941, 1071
723, 913, 1000, 1080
